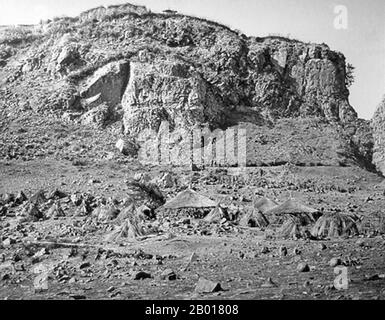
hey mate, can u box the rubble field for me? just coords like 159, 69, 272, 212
1, 159, 384, 300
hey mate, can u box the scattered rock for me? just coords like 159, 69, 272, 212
34, 273, 49, 293
356, 239, 366, 247
107, 286, 116, 293
116, 138, 138, 157
293, 247, 302, 255
329, 258, 342, 267
319, 243, 327, 250
297, 263, 310, 272
70, 294, 87, 300
15, 191, 27, 205
70, 193, 83, 206
88, 179, 101, 185
160, 269, 177, 281
261, 277, 278, 288
132, 271, 152, 280
261, 247, 270, 254
195, 278, 223, 293
2, 193, 15, 204
2, 238, 15, 247
182, 252, 199, 271
279, 246, 288, 257
79, 262, 91, 269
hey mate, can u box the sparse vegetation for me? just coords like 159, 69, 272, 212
346, 63, 355, 88
0, 26, 42, 45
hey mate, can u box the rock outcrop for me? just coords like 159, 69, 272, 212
371, 96, 385, 174
0, 2, 374, 169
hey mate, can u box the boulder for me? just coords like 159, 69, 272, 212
297, 262, 310, 273
80, 103, 111, 128
195, 278, 223, 293
116, 138, 138, 157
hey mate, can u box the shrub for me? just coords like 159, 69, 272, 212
345, 63, 355, 88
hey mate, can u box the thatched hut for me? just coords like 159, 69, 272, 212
105, 216, 145, 242
162, 189, 217, 219
30, 190, 47, 206
164, 189, 217, 209
46, 202, 65, 219
311, 212, 359, 239
264, 198, 320, 225
17, 202, 43, 222
239, 209, 269, 228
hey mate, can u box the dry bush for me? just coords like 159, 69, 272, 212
0, 26, 42, 45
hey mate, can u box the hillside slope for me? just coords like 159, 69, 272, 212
0, 3, 374, 169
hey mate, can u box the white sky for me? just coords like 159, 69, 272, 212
0, 0, 384, 120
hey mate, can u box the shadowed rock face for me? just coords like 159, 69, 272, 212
121, 59, 226, 136
119, 41, 358, 138
81, 60, 130, 107
0, 2, 373, 169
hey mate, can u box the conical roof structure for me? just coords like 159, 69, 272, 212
15, 191, 27, 205
253, 197, 279, 214
163, 189, 217, 210
46, 202, 65, 218
105, 216, 145, 242
265, 198, 318, 217
240, 210, 270, 228
204, 206, 226, 223
17, 203, 43, 222
30, 190, 46, 206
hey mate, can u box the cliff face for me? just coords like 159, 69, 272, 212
0, 3, 373, 168
120, 39, 358, 137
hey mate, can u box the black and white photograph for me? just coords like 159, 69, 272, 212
0, 0, 384, 309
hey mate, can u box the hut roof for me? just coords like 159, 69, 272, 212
265, 198, 318, 216
254, 197, 279, 213
163, 189, 217, 210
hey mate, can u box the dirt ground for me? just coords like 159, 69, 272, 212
1, 159, 385, 300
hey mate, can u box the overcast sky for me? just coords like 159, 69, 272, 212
0, 0, 384, 120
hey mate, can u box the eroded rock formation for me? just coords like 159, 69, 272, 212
0, 2, 374, 169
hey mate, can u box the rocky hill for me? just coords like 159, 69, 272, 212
0, 3, 374, 169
